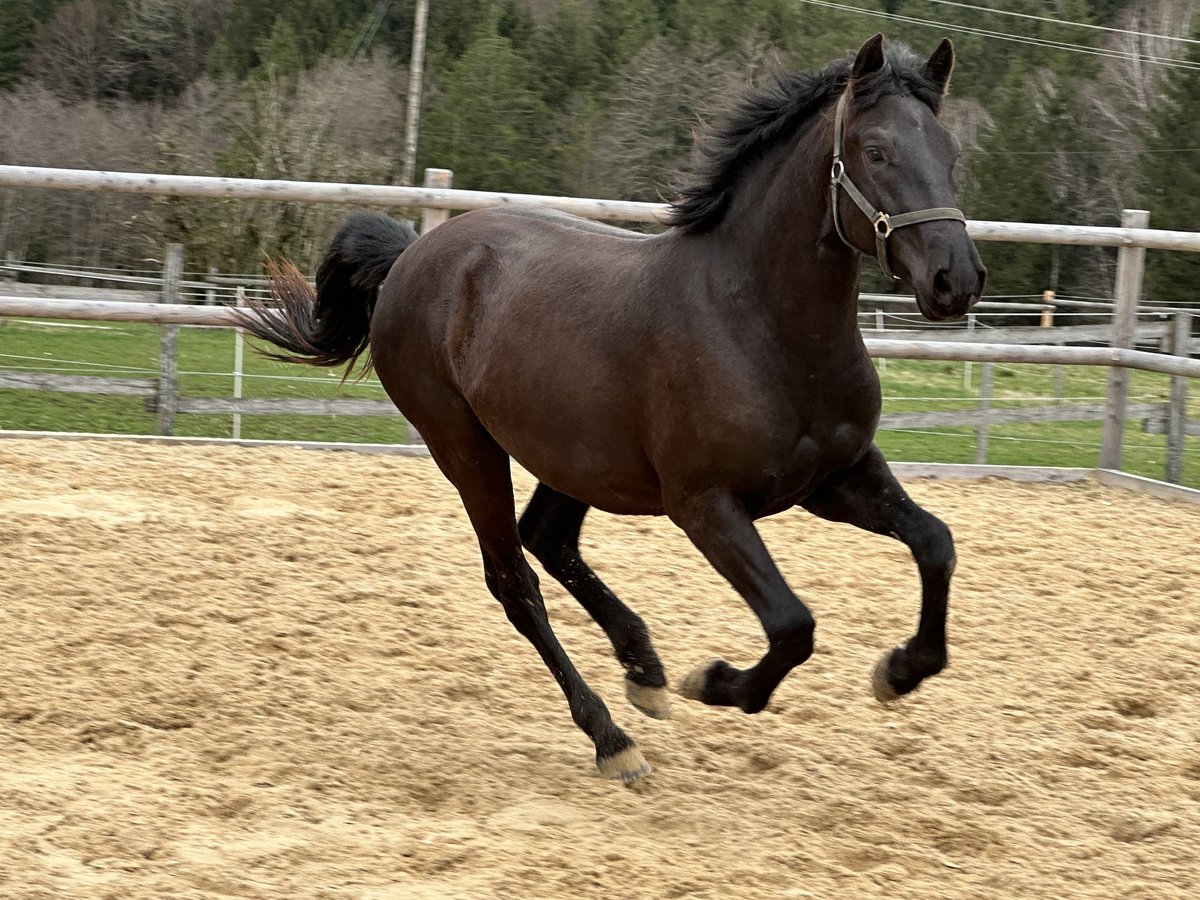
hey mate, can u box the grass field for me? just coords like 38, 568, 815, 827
1, 317, 1196, 487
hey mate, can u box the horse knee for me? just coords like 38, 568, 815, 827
912, 516, 955, 575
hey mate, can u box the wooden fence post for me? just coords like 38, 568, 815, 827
1165, 311, 1192, 484
156, 244, 183, 435
1099, 209, 1149, 470
975, 362, 993, 464
420, 168, 453, 234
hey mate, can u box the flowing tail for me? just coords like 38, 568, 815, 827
237, 212, 418, 373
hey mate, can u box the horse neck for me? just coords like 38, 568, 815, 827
717, 111, 862, 342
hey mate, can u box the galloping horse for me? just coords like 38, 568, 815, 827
239, 34, 985, 783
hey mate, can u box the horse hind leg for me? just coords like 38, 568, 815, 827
519, 483, 670, 720
801, 445, 954, 703
419, 404, 649, 782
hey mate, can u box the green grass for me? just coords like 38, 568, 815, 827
874, 359, 1200, 486
0, 318, 409, 443
1, 319, 1196, 486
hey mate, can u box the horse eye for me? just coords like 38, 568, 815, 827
865, 146, 885, 163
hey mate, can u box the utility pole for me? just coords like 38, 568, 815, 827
401, 0, 430, 186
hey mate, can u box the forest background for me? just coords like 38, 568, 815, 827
3, 0, 1200, 302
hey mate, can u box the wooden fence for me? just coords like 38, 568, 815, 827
0, 166, 1197, 482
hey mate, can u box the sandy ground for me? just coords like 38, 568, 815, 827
0, 439, 1198, 899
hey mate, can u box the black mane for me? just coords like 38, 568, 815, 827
665, 46, 944, 234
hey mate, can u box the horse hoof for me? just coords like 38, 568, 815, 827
872, 648, 902, 704
626, 679, 671, 720
677, 658, 722, 702
597, 746, 652, 784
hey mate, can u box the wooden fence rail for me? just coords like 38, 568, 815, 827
9, 164, 1200, 252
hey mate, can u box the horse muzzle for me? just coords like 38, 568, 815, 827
906, 234, 987, 322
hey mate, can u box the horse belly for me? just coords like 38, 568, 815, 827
472, 392, 664, 514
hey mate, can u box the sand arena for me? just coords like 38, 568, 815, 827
1, 439, 1198, 898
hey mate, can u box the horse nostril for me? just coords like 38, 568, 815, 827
933, 268, 952, 297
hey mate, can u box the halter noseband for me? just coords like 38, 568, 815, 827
829, 91, 966, 281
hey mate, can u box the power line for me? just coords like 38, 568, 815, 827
925, 0, 1200, 47
792, 0, 1200, 71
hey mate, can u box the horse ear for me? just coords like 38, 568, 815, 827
926, 38, 955, 95
851, 33, 886, 81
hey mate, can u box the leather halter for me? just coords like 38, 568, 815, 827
829, 91, 966, 281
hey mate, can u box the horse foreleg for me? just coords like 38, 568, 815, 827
519, 483, 670, 719
802, 445, 954, 702
667, 490, 815, 714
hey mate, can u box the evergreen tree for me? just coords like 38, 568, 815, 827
0, 0, 63, 87
530, 0, 602, 109
419, 21, 556, 193
593, 0, 660, 79
1141, 35, 1200, 304
969, 63, 1058, 295
252, 15, 304, 82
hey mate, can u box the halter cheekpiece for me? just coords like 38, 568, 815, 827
829, 91, 966, 281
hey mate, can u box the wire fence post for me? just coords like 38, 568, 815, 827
155, 243, 183, 436
1165, 311, 1192, 484
420, 168, 453, 234
1040, 290, 1055, 328
974, 362, 993, 464
1099, 209, 1149, 470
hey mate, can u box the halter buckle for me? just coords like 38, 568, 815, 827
873, 212, 893, 238
830, 159, 845, 183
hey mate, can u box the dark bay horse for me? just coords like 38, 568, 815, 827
239, 34, 985, 783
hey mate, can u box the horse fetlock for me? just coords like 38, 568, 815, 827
771, 616, 816, 666
908, 643, 949, 678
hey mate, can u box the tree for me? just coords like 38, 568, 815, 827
590, 36, 772, 203
1140, 29, 1200, 304
968, 63, 1059, 295
593, 0, 659, 80
26, 0, 126, 100
0, 0, 64, 87
529, 0, 602, 109
117, 0, 229, 101
419, 23, 556, 193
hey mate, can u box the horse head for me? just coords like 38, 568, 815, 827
831, 34, 986, 321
